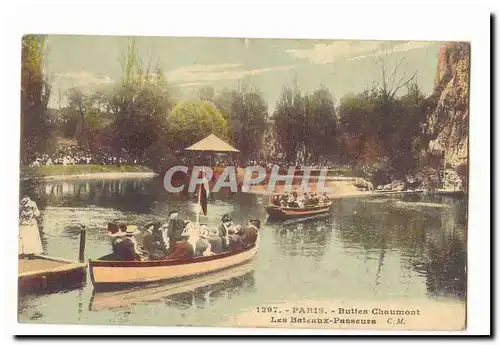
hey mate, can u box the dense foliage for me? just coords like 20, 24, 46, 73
20, 35, 53, 164
21, 37, 466, 188
273, 85, 338, 165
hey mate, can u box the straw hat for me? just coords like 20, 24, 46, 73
180, 222, 194, 238
169, 210, 179, 219
125, 225, 140, 236
199, 225, 211, 239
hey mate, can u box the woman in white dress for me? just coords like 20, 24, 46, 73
19, 196, 43, 258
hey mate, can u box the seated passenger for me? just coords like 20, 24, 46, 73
296, 194, 306, 208
287, 193, 299, 208
107, 222, 120, 236
303, 193, 317, 207
309, 193, 320, 206
166, 225, 194, 260
218, 214, 234, 250
271, 195, 280, 206
207, 227, 224, 254
142, 221, 167, 260
194, 226, 212, 257
228, 228, 244, 252
279, 192, 290, 207
319, 192, 330, 204
113, 226, 141, 261
166, 211, 186, 247
240, 219, 260, 247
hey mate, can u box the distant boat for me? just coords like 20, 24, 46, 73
265, 201, 332, 220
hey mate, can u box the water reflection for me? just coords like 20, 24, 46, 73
272, 217, 334, 261
89, 264, 255, 312
43, 179, 162, 214
332, 197, 467, 300
165, 271, 255, 310
18, 177, 467, 325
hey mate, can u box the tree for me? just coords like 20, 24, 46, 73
273, 84, 339, 165
169, 100, 229, 150
304, 86, 338, 162
20, 35, 53, 164
373, 55, 417, 104
58, 87, 115, 147
337, 56, 430, 182
107, 39, 172, 166
338, 90, 379, 163
194, 85, 268, 160
273, 85, 307, 163
228, 86, 268, 161
213, 89, 234, 121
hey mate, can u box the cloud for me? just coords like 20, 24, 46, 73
346, 41, 435, 61
286, 41, 381, 64
174, 82, 211, 88
53, 71, 114, 88
286, 40, 434, 64
167, 63, 296, 85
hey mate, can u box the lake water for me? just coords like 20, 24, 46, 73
18, 177, 467, 327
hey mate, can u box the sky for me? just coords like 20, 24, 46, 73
43, 35, 445, 112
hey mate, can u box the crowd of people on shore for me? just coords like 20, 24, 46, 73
108, 212, 260, 261
29, 145, 144, 168
27, 142, 344, 174
271, 191, 330, 208
244, 157, 342, 171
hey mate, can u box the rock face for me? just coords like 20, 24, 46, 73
426, 42, 470, 190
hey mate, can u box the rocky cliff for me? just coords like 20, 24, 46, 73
426, 42, 470, 190
427, 42, 470, 168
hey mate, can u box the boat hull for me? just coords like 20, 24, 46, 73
265, 202, 332, 220
89, 241, 258, 291
89, 263, 255, 311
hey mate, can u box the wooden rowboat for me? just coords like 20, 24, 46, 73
265, 201, 332, 220
89, 239, 259, 291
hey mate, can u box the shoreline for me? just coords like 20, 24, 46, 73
246, 188, 425, 198
43, 172, 158, 182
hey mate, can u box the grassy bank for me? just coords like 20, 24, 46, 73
25, 164, 154, 176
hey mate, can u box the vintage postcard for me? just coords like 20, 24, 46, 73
18, 34, 469, 331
